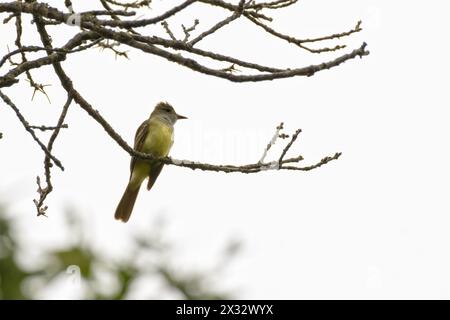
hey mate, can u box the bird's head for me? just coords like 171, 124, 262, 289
151, 102, 187, 125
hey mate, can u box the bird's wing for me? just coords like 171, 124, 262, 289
130, 119, 149, 173
130, 119, 168, 190
146, 129, 173, 190
147, 162, 164, 191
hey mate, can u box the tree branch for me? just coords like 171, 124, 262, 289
0, 90, 64, 170
188, 0, 245, 46
34, 95, 72, 216
0, 0, 368, 216
0, 1, 369, 83
0, 32, 101, 88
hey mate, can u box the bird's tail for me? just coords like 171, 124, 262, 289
115, 183, 140, 223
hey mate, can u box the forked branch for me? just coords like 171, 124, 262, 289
0, 0, 368, 216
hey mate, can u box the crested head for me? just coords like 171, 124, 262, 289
150, 102, 187, 125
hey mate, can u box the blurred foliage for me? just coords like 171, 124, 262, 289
0, 204, 239, 299
0, 212, 30, 299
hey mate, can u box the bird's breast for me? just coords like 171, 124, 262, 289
142, 120, 174, 157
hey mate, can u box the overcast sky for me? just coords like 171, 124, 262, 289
1, 0, 450, 299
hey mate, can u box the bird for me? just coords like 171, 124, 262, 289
114, 102, 187, 222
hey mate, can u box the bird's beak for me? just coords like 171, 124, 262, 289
176, 113, 188, 120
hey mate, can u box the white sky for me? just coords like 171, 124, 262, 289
1, 0, 450, 299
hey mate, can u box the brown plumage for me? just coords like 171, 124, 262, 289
114, 184, 140, 223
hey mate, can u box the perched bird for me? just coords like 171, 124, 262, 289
115, 102, 187, 222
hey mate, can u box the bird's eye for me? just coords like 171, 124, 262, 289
164, 108, 171, 112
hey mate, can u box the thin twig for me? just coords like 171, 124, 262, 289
188, 0, 245, 46
0, 40, 103, 69
34, 95, 72, 216
258, 122, 283, 164
161, 21, 177, 41
182, 19, 200, 42
27, 124, 68, 131
0, 32, 101, 88
278, 128, 301, 168
0, 90, 64, 170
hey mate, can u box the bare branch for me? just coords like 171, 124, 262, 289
248, 0, 298, 11
81, 25, 369, 82
246, 15, 362, 53
0, 90, 64, 170
0, 40, 102, 69
300, 20, 363, 44
0, 0, 368, 216
258, 122, 284, 164
0, 32, 101, 88
101, 0, 197, 28
27, 124, 68, 131
188, 0, 245, 46
103, 0, 151, 10
0, 2, 369, 82
282, 152, 342, 171
198, 0, 273, 21
278, 128, 301, 168
182, 19, 200, 42
161, 21, 177, 41
32, 21, 338, 175
131, 34, 285, 73
34, 95, 72, 216
14, 12, 51, 100
97, 40, 129, 59
79, 10, 137, 17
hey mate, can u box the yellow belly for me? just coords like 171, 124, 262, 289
129, 119, 173, 188
141, 119, 174, 157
